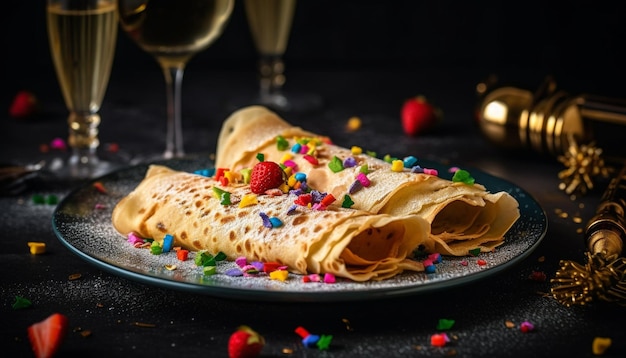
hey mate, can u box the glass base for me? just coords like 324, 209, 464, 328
46, 155, 124, 181
228, 91, 323, 114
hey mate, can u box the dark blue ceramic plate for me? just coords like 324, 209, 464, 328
53, 158, 547, 302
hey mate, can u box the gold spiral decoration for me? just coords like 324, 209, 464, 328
551, 252, 626, 306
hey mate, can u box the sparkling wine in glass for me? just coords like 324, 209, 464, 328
118, 0, 234, 159
47, 0, 119, 178
243, 0, 322, 112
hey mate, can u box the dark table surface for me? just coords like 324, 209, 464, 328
3, 2, 626, 357
2, 64, 626, 357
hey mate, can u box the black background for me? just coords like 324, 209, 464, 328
3, 1, 626, 99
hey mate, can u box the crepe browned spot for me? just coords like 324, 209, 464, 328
112, 165, 430, 281
215, 106, 520, 256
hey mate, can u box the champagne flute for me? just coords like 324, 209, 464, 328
47, 0, 119, 178
243, 0, 322, 112
118, 0, 234, 159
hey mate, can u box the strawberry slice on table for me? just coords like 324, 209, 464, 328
401, 95, 442, 136
228, 325, 265, 358
9, 90, 39, 119
27, 313, 69, 358
249, 161, 286, 194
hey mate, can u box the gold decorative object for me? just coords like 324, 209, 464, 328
551, 164, 626, 307
556, 135, 611, 195
476, 76, 626, 196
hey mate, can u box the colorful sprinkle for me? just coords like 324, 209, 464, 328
32, 194, 45, 204
410, 165, 424, 173
430, 333, 448, 347
12, 296, 32, 310
239, 193, 258, 208
469, 248, 481, 256
162, 234, 174, 252
341, 195, 354, 208
295, 326, 310, 338
283, 159, 297, 170
359, 164, 369, 174
177, 249, 189, 261
345, 116, 362, 132
203, 266, 217, 275
291, 143, 302, 153
348, 179, 362, 194
320, 193, 336, 207
225, 268, 243, 277
343, 157, 357, 168
351, 146, 362, 155
240, 168, 252, 183
93, 181, 107, 193
50, 137, 67, 150
317, 335, 333, 350
27, 242, 46, 255
256, 153, 265, 162
423, 168, 438, 176
235, 257, 247, 268
269, 270, 289, 281
269, 217, 283, 228
391, 160, 404, 172
195, 251, 215, 266
436, 319, 455, 330
592, 337, 612, 355
301, 334, 320, 347
194, 168, 215, 177
428, 253, 442, 263
520, 321, 535, 333
303, 154, 319, 165
262, 262, 281, 273
150, 241, 162, 255
323, 273, 336, 283
403, 156, 418, 168
328, 156, 344, 173
276, 135, 289, 150
127, 232, 144, 245
477, 259, 487, 266
452, 169, 475, 185
356, 172, 370, 187
294, 193, 312, 206
212, 186, 231, 205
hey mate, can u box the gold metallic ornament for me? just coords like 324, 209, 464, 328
551, 164, 626, 307
556, 135, 611, 195
476, 76, 626, 157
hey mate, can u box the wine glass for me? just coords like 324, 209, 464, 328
242, 0, 322, 113
46, 0, 119, 178
117, 0, 234, 159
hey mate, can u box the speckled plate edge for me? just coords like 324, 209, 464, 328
52, 158, 547, 302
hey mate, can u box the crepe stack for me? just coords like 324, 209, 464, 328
112, 165, 430, 281
215, 106, 521, 256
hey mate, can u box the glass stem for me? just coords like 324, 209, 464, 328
258, 54, 285, 99
67, 111, 100, 177
162, 65, 185, 159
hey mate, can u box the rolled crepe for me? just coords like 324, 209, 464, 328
112, 165, 430, 281
215, 106, 521, 256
